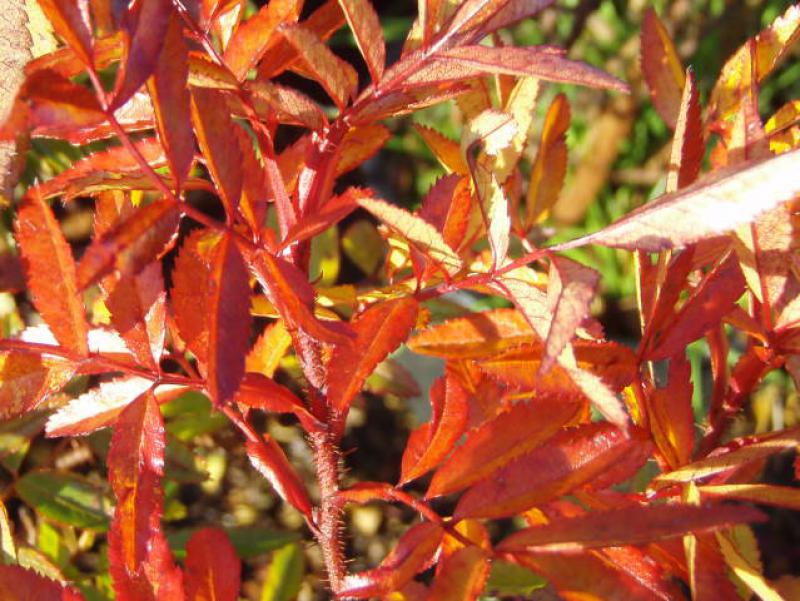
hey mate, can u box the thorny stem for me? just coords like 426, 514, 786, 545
309, 430, 347, 596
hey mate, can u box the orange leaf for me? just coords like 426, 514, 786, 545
0, 351, 74, 419
184, 528, 241, 601
246, 435, 313, 520
338, 0, 385, 82
400, 373, 468, 484
555, 147, 800, 252
700, 484, 800, 511
454, 423, 650, 519
427, 545, 489, 601
278, 24, 358, 110
414, 125, 469, 175
223, 0, 303, 80
427, 395, 584, 498
148, 12, 194, 190
327, 297, 418, 414
498, 503, 764, 553
245, 320, 292, 378
15, 191, 88, 355
640, 8, 685, 129
526, 93, 570, 227
107, 263, 166, 370
653, 427, 800, 487
647, 353, 694, 470
409, 308, 537, 359
77, 197, 181, 289
512, 544, 684, 601
339, 521, 443, 599
336, 124, 392, 176
190, 88, 243, 219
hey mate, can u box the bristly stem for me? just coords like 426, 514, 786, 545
309, 430, 347, 596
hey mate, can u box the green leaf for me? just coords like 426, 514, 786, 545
485, 560, 547, 596
16, 470, 112, 531
168, 527, 299, 561
261, 542, 305, 601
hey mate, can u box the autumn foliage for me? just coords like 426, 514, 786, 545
2, 0, 800, 599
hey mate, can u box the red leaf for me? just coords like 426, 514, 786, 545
554, 147, 800, 252
426, 395, 584, 498
15, 191, 88, 356
37, 0, 93, 66
646, 251, 745, 360
281, 188, 360, 247
339, 521, 444, 598
453, 423, 650, 519
640, 8, 685, 129
77, 197, 181, 289
327, 297, 418, 414
172, 230, 252, 402
190, 88, 243, 219
543, 256, 599, 372
498, 503, 765, 553
400, 373, 468, 484
32, 138, 169, 201
246, 435, 313, 520
184, 528, 241, 601
107, 391, 184, 600
251, 251, 353, 345
148, 12, 194, 190
235, 372, 322, 432
0, 565, 84, 601
338, 0, 385, 82
278, 24, 359, 110
223, 0, 303, 80
667, 69, 703, 190
408, 46, 628, 93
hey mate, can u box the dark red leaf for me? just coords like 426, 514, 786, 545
640, 8, 685, 129
37, 0, 93, 67
148, 12, 194, 190
112, 0, 171, 109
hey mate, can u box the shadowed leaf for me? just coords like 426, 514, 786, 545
641, 8, 685, 129
246, 435, 313, 520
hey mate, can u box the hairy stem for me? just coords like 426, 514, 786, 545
309, 431, 347, 595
